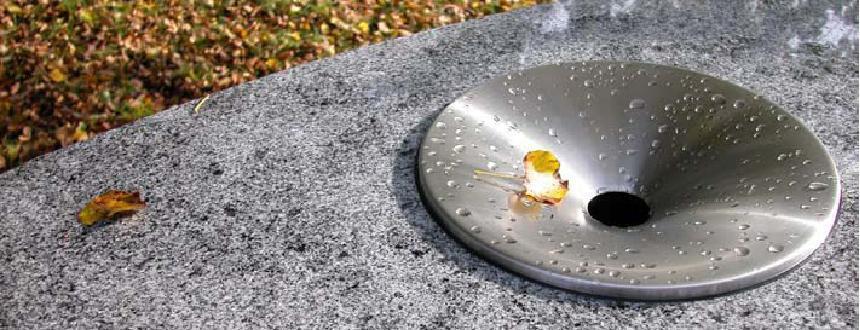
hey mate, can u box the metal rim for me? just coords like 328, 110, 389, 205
416, 61, 841, 300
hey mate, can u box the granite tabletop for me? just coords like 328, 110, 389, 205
1, 1, 857, 328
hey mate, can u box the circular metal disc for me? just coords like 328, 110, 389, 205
416, 61, 840, 300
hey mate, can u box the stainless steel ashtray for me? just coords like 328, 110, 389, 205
416, 61, 840, 300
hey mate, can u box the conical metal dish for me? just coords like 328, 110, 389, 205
416, 61, 840, 300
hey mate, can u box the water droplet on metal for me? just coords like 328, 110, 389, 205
629, 99, 646, 110
418, 61, 840, 301
807, 182, 829, 191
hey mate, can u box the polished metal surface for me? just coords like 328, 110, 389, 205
416, 61, 841, 300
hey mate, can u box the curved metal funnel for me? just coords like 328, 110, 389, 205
416, 61, 840, 300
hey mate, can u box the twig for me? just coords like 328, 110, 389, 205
473, 175, 523, 193
472, 169, 524, 193
473, 169, 522, 179
193, 95, 210, 114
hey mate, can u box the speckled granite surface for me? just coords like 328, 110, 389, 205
1, 1, 857, 328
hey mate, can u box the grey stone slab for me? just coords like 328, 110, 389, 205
0, 1, 857, 328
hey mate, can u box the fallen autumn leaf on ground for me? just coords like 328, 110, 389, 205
78, 190, 145, 226
0, 0, 548, 171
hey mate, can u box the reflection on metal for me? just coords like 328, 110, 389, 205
416, 61, 840, 300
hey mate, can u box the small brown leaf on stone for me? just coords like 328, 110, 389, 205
78, 190, 145, 226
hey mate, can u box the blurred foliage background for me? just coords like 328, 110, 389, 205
0, 0, 546, 170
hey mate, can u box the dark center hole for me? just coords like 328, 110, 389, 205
587, 191, 651, 227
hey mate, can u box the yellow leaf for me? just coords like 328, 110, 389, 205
6, 5, 21, 14
265, 58, 278, 69
50, 68, 66, 82
72, 122, 88, 142
78, 190, 145, 226
523, 150, 569, 205
524, 150, 560, 173
78, 9, 94, 24
357, 22, 369, 34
